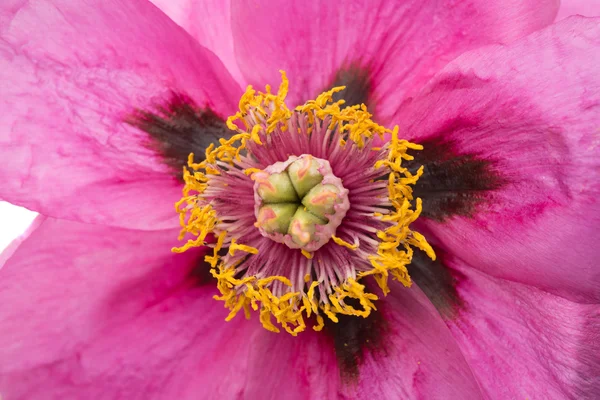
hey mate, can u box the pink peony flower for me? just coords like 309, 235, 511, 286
1, 0, 598, 398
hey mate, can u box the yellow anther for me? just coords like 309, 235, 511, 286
331, 235, 359, 250
205, 231, 227, 268
229, 239, 259, 256
250, 124, 263, 145
314, 315, 325, 331
244, 167, 262, 176
301, 249, 314, 259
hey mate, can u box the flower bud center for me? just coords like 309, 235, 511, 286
253, 154, 350, 252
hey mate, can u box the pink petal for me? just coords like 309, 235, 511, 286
0, 218, 258, 398
149, 0, 245, 85
244, 281, 482, 399
446, 257, 600, 398
557, 0, 600, 19
230, 0, 558, 122
243, 329, 341, 399
397, 17, 600, 302
0, 0, 242, 230
349, 282, 482, 399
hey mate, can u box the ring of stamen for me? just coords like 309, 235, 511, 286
172, 71, 435, 335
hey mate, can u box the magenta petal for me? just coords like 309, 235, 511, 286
348, 282, 482, 399
398, 17, 600, 302
557, 0, 600, 19
150, 0, 245, 85
0, 218, 258, 398
446, 258, 600, 398
0, 0, 242, 230
243, 330, 341, 399
231, 0, 558, 121
244, 281, 482, 399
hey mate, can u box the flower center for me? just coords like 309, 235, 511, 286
172, 71, 435, 336
254, 154, 350, 252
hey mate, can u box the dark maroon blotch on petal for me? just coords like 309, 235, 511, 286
187, 257, 216, 286
407, 131, 506, 221
407, 245, 463, 318
330, 65, 373, 109
324, 297, 388, 382
186, 242, 228, 286
126, 93, 232, 180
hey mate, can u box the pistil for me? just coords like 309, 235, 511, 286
253, 154, 350, 253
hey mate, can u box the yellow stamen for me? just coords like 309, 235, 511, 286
244, 167, 261, 176
229, 239, 259, 256
301, 249, 314, 259
205, 231, 227, 268
331, 235, 359, 250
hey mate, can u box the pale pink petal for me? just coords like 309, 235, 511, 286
445, 257, 600, 398
397, 17, 600, 302
0, 218, 258, 399
231, 0, 558, 122
150, 0, 245, 85
557, 0, 600, 19
244, 281, 482, 399
0, 0, 242, 230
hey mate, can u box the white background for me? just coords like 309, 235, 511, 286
0, 201, 38, 252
